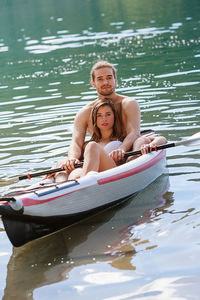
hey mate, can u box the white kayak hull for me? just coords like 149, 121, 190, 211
0, 150, 167, 224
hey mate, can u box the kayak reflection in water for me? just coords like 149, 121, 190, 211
49, 61, 167, 182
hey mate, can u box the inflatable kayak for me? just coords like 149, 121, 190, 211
0, 150, 166, 246
1, 131, 199, 247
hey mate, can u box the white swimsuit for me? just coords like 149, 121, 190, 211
104, 141, 122, 154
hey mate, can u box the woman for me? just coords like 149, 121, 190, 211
55, 98, 125, 182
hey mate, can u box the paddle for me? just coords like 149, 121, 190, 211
0, 132, 199, 187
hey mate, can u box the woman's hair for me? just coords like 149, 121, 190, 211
91, 98, 124, 142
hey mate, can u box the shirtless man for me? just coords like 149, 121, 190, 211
56, 60, 166, 178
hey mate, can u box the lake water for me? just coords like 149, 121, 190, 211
0, 0, 200, 299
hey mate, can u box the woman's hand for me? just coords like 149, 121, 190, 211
109, 149, 125, 163
141, 143, 157, 155
61, 158, 81, 173
45, 158, 80, 179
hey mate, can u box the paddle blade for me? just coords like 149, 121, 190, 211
185, 132, 200, 146
175, 132, 200, 147
0, 177, 19, 187
188, 132, 200, 145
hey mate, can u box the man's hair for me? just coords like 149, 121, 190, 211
90, 61, 117, 81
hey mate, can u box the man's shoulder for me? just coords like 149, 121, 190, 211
76, 101, 98, 124
121, 95, 136, 102
78, 102, 93, 115
121, 96, 139, 108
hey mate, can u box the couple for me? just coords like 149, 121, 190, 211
52, 60, 167, 182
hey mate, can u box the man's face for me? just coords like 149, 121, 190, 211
91, 67, 117, 96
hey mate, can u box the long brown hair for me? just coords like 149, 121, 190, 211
91, 98, 124, 142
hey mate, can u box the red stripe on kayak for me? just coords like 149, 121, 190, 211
21, 186, 87, 207
97, 150, 166, 185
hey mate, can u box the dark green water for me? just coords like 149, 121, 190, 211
0, 0, 200, 299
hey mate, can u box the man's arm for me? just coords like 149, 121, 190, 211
119, 98, 140, 152
109, 98, 140, 163
68, 110, 87, 159
47, 106, 89, 177
64, 106, 90, 170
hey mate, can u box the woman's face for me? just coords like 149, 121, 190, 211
96, 105, 115, 132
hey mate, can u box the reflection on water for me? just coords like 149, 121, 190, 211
0, 0, 200, 299
3, 175, 170, 300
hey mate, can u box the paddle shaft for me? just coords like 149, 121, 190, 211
18, 143, 176, 180
124, 142, 175, 157
18, 162, 84, 180
1, 131, 200, 186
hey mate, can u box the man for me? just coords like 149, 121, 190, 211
57, 60, 166, 175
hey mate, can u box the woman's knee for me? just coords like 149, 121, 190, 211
55, 172, 68, 183
68, 168, 83, 180
133, 136, 151, 150
84, 141, 100, 155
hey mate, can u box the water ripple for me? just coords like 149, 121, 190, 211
155, 69, 200, 79
24, 23, 179, 54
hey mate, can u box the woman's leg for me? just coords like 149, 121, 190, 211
54, 159, 69, 183
62, 142, 116, 180
81, 142, 116, 177
133, 135, 167, 154
133, 136, 152, 151
55, 171, 69, 183
126, 136, 154, 162
68, 168, 83, 180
